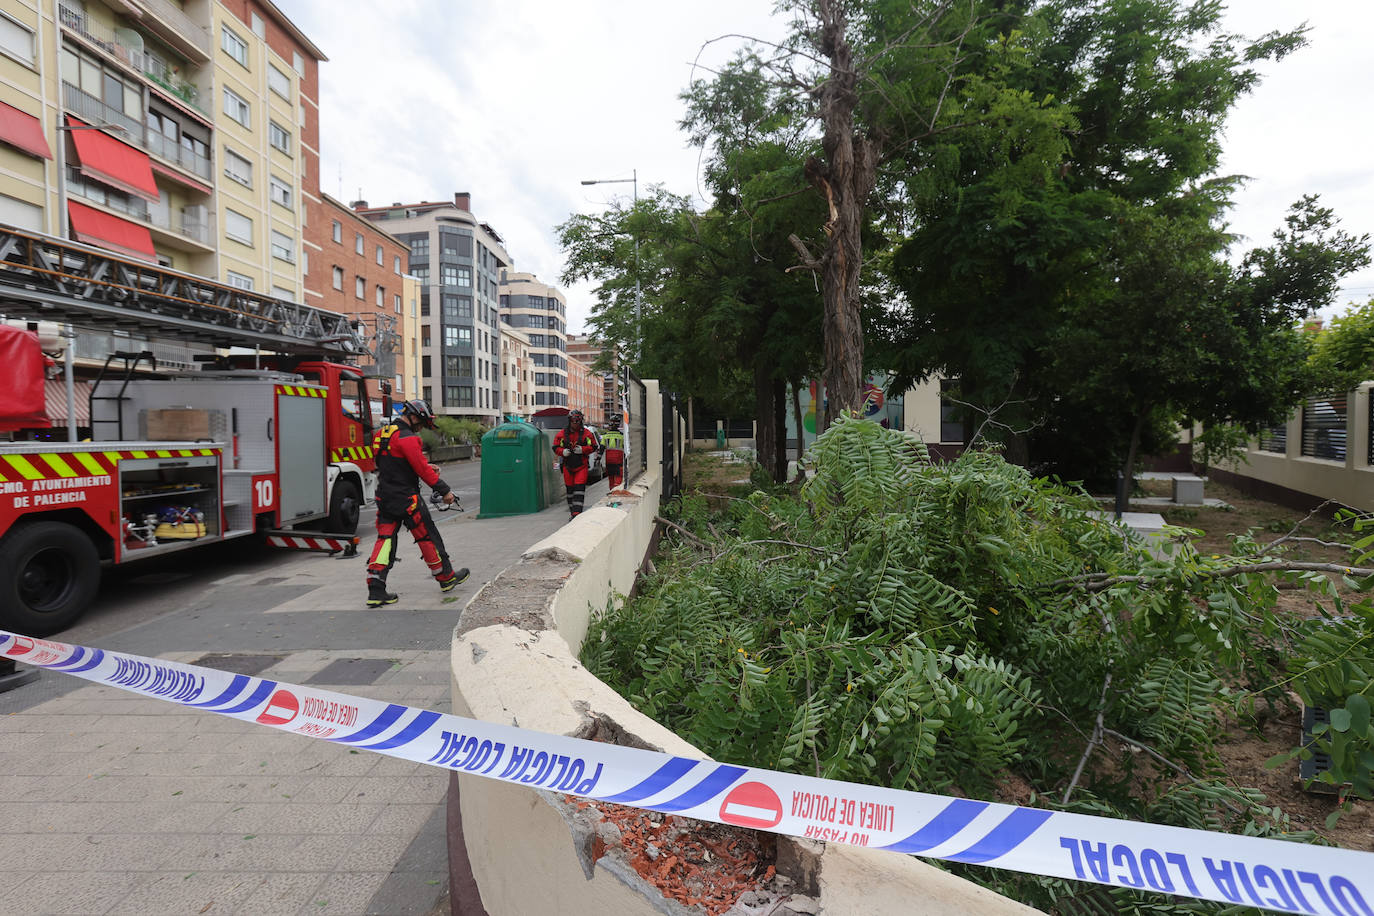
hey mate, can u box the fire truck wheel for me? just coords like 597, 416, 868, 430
0, 521, 100, 637
328, 479, 362, 534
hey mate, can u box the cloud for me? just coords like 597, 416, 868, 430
282, 0, 1374, 332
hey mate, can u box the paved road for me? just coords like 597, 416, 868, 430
0, 459, 605, 915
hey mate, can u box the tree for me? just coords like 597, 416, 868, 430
685, 0, 1013, 428
559, 164, 825, 481
874, 0, 1368, 482
1310, 297, 1374, 395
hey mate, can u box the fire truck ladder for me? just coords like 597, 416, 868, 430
0, 224, 365, 356
88, 350, 156, 441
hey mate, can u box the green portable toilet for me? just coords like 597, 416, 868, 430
478, 421, 563, 518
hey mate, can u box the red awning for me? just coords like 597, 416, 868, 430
44, 379, 91, 424
66, 116, 159, 202
0, 101, 52, 160
67, 201, 157, 263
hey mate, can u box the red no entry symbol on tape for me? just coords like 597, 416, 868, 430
719, 781, 783, 829
6, 636, 33, 656
257, 689, 299, 725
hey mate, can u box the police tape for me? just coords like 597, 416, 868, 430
3, 627, 1371, 915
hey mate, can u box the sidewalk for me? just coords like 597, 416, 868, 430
0, 466, 603, 915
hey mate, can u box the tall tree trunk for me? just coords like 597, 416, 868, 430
772, 377, 788, 482
754, 362, 779, 482
1121, 407, 1147, 501
807, 0, 879, 430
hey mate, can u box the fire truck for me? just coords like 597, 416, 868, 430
0, 226, 381, 636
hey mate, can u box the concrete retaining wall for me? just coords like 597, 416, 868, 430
448, 382, 1038, 915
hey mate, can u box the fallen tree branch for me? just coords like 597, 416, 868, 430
654, 515, 710, 549
1062, 671, 1112, 806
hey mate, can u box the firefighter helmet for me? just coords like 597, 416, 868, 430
400, 399, 437, 429
568, 409, 584, 423
606, 415, 621, 430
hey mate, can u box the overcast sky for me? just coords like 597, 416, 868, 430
284, 0, 1374, 333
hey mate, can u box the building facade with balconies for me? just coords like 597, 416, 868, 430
356, 193, 511, 425
499, 322, 532, 421
0, 0, 320, 290
499, 270, 569, 414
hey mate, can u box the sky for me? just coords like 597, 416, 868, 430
284, 0, 1374, 334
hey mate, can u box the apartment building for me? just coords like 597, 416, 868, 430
355, 193, 511, 424
567, 332, 620, 424
566, 352, 603, 426
311, 193, 409, 398
499, 321, 532, 421
499, 270, 569, 412
0, 0, 321, 292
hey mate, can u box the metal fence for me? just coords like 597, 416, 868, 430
1301, 395, 1347, 462
661, 388, 684, 502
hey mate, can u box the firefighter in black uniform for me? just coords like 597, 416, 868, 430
365, 399, 469, 607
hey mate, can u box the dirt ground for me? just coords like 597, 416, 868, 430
1145, 479, 1373, 850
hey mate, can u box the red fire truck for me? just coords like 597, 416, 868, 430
0, 330, 378, 636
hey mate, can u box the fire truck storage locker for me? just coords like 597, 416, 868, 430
117, 450, 222, 559
276, 386, 327, 524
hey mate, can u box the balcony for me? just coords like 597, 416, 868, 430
130, 0, 211, 63
64, 82, 212, 184
58, 2, 207, 115
66, 165, 214, 246
141, 129, 211, 181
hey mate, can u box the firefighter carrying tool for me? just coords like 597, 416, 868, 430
364, 399, 469, 608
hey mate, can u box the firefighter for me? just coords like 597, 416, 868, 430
599, 414, 626, 490
365, 399, 469, 607
552, 409, 600, 519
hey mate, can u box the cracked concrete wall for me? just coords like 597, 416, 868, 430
449, 401, 1040, 915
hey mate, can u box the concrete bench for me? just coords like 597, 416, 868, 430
1172, 475, 1205, 505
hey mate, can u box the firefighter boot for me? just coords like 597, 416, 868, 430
437, 564, 470, 593
366, 577, 398, 608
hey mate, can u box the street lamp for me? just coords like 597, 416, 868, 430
580, 170, 640, 361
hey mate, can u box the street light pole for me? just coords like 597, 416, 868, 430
580, 170, 640, 359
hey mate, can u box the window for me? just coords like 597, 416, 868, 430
412, 267, 428, 284
223, 148, 252, 186
270, 230, 294, 263
376, 244, 384, 266
447, 386, 473, 408
939, 379, 968, 444
420, 292, 430, 316
394, 293, 402, 314
222, 88, 250, 126
442, 295, 472, 321
226, 271, 254, 290
332, 220, 342, 243
355, 233, 364, 255
0, 14, 35, 65
272, 285, 294, 300
355, 276, 365, 299
408, 234, 429, 260
446, 356, 472, 377
332, 266, 343, 290
302, 251, 309, 274
269, 175, 291, 208
394, 256, 401, 274
422, 327, 431, 347
375, 285, 384, 307
250, 12, 265, 37
268, 63, 290, 98
221, 25, 248, 66
225, 209, 252, 244
535, 372, 547, 386
269, 121, 291, 154
422, 355, 432, 376
293, 51, 304, 75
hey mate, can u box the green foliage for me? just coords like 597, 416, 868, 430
434, 416, 487, 446
1270, 515, 1374, 818
1309, 298, 1374, 394
584, 417, 1355, 860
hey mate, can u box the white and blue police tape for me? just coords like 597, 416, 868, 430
3, 628, 1371, 915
